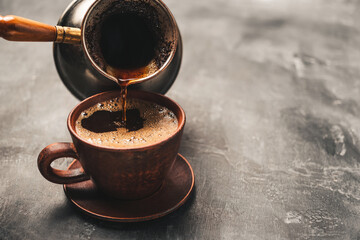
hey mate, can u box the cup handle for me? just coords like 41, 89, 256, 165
37, 142, 90, 184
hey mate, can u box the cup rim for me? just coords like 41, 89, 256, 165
67, 90, 185, 152
80, 0, 179, 84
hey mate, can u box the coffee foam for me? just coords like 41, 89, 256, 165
75, 97, 178, 148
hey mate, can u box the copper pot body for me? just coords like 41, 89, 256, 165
0, 0, 182, 100
54, 0, 182, 100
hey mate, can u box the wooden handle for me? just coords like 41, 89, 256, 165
38, 142, 90, 184
0, 15, 56, 41
0, 15, 81, 43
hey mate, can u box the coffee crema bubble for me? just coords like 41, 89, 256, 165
75, 97, 178, 148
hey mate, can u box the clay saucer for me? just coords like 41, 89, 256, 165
63, 154, 194, 222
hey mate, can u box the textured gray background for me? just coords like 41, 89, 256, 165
2, 0, 360, 239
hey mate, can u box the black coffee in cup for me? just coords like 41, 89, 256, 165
75, 97, 178, 148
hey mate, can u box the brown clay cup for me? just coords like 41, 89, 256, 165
37, 90, 185, 200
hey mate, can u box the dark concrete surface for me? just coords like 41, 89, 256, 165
2, 0, 360, 239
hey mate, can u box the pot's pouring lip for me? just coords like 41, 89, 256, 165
80, 0, 179, 85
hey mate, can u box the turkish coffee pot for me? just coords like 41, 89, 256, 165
0, 0, 182, 100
